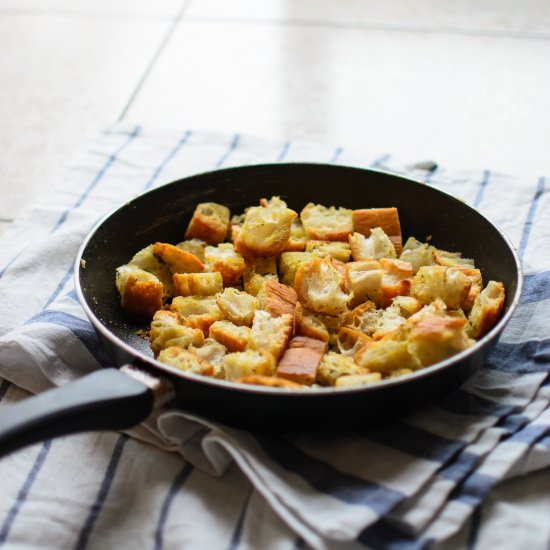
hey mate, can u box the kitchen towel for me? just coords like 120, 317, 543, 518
0, 124, 548, 550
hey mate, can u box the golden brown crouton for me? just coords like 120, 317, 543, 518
295, 257, 351, 316
204, 243, 246, 286
344, 260, 384, 308
411, 266, 472, 310
175, 239, 207, 262
216, 288, 259, 326
377, 258, 413, 308
278, 251, 317, 288
316, 352, 370, 386
294, 302, 330, 342
305, 240, 352, 262
248, 310, 293, 361
149, 310, 205, 356
171, 295, 222, 335
173, 272, 223, 297
224, 349, 276, 380
300, 203, 353, 241
467, 281, 505, 339
157, 347, 214, 376
337, 326, 374, 357
243, 257, 279, 296
184, 202, 230, 245
352, 207, 403, 255
153, 242, 204, 274
284, 218, 308, 251
234, 202, 297, 257
116, 265, 163, 318
188, 338, 226, 378
399, 237, 436, 274
459, 268, 483, 311
386, 295, 423, 318
128, 245, 173, 300
335, 373, 383, 387
209, 320, 251, 352
234, 375, 303, 389
261, 280, 298, 317
276, 336, 327, 385
349, 228, 397, 261
434, 248, 475, 269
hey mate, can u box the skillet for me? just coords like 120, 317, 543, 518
0, 163, 522, 456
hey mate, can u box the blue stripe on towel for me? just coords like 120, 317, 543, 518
255, 436, 403, 513
370, 153, 390, 169
0, 440, 52, 544
358, 518, 432, 550
438, 451, 481, 483
74, 435, 129, 550
277, 142, 291, 162
143, 130, 192, 191
473, 170, 491, 207
26, 310, 112, 367
518, 176, 545, 260
521, 271, 550, 304
330, 147, 343, 164
154, 462, 194, 550
227, 488, 253, 550
507, 423, 550, 445
216, 134, 240, 168
438, 388, 519, 417
485, 340, 550, 374
452, 472, 496, 508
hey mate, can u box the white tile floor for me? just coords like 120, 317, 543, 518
1, 0, 549, 236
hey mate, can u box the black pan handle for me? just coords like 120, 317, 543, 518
0, 367, 167, 458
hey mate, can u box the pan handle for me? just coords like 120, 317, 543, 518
0, 367, 169, 458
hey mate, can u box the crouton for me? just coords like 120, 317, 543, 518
376, 258, 413, 308
224, 349, 276, 380
294, 302, 330, 342
344, 260, 384, 308
295, 257, 351, 316
149, 310, 205, 355
261, 280, 298, 317
243, 257, 279, 296
386, 295, 423, 318
285, 218, 308, 251
173, 272, 223, 297
204, 243, 246, 286
188, 338, 226, 378
340, 301, 380, 335
352, 207, 403, 255
411, 266, 472, 310
153, 242, 204, 274
335, 373, 383, 387
337, 327, 374, 357
128, 244, 173, 300
248, 310, 293, 361
434, 248, 475, 269
175, 238, 207, 262
276, 336, 327, 385
157, 347, 215, 376
305, 240, 352, 263
459, 268, 483, 311
116, 265, 163, 318
399, 237, 436, 274
235, 201, 297, 257
467, 281, 505, 339
408, 316, 473, 367
278, 251, 316, 288
385, 369, 413, 379
209, 320, 251, 352
349, 228, 397, 261
215, 288, 259, 326
316, 352, 369, 386
170, 296, 222, 335
372, 309, 407, 340
234, 375, 303, 389
184, 202, 230, 245
301, 203, 353, 241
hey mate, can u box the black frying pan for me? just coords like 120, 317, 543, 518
0, 164, 522, 456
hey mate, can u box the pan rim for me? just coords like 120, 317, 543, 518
74, 162, 524, 397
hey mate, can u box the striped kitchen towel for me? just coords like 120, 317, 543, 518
0, 124, 549, 550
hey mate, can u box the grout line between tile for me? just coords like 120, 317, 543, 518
184, 14, 550, 41
0, 8, 172, 21
117, 0, 192, 121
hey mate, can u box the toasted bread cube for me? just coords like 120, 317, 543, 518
248, 310, 293, 361
149, 310, 205, 356
261, 280, 298, 317
305, 240, 352, 262
407, 299, 449, 324
216, 288, 259, 326
276, 336, 327, 385
352, 208, 402, 254
301, 203, 353, 241
175, 238, 207, 262
377, 258, 413, 308
285, 218, 308, 251
340, 301, 381, 335
344, 260, 384, 307
128, 244, 173, 300
205, 243, 246, 286
243, 257, 278, 296
467, 281, 505, 339
408, 316, 473, 367
316, 352, 369, 386
371, 309, 407, 340
153, 242, 204, 274
349, 228, 396, 261
229, 212, 246, 243
295, 257, 351, 316
434, 248, 475, 269
399, 237, 436, 274
224, 349, 276, 380
188, 338, 226, 378
385, 368, 413, 379
244, 273, 278, 297
387, 295, 423, 318
278, 252, 316, 288
171, 296, 222, 335
209, 320, 251, 352
116, 265, 163, 318
184, 202, 230, 245
157, 347, 214, 376
235, 201, 297, 257
294, 302, 330, 342
234, 375, 303, 389
459, 268, 483, 311
411, 266, 471, 310
337, 327, 374, 357
335, 373, 382, 387
173, 272, 223, 297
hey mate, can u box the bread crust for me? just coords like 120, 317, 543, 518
234, 375, 303, 389
301, 203, 353, 241
262, 280, 298, 317
185, 202, 230, 245
276, 336, 327, 385
153, 242, 205, 274
352, 208, 403, 254
173, 272, 223, 297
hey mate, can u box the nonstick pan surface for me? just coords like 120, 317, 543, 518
74, 163, 522, 430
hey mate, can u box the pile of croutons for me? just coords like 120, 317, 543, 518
115, 197, 505, 389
